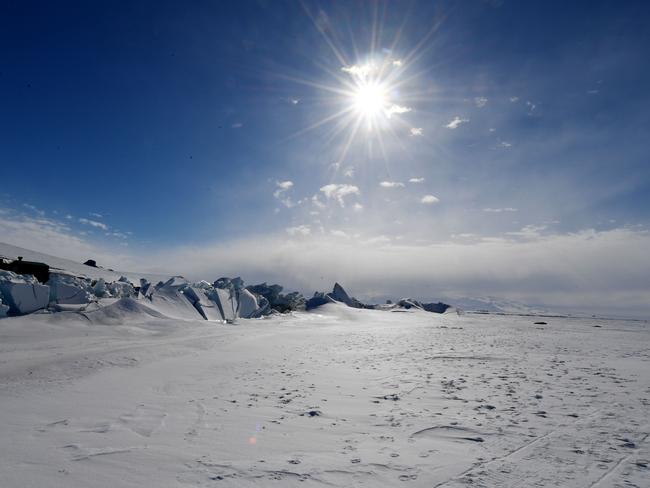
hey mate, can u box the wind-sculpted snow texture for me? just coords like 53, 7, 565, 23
0, 303, 648, 487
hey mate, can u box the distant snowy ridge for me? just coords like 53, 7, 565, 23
444, 296, 550, 315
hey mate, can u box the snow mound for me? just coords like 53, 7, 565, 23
146, 279, 205, 321
83, 297, 168, 325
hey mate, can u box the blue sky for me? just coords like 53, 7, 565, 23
1, 1, 649, 316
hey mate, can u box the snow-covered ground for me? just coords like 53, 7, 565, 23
1, 302, 648, 487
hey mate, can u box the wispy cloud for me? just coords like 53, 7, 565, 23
89, 212, 103, 219
79, 218, 108, 231
231, 122, 244, 129
22, 203, 45, 216
445, 116, 469, 129
483, 207, 518, 213
410, 127, 423, 136
320, 184, 360, 207
341, 64, 376, 78
0, 212, 131, 266
286, 225, 311, 236
409, 177, 425, 183
379, 181, 405, 188
273, 180, 295, 208
507, 224, 548, 239
474, 97, 488, 108
421, 195, 440, 204
330, 229, 350, 238
509, 96, 519, 102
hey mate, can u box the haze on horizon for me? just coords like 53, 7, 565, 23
1, 0, 649, 318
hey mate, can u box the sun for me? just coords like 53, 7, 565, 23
284, 50, 420, 162
353, 81, 388, 119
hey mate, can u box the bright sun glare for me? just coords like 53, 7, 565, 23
284, 11, 430, 165
353, 82, 388, 118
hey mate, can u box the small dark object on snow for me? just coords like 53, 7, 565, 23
84, 259, 97, 267
380, 394, 400, 401
302, 410, 322, 417
534, 321, 547, 325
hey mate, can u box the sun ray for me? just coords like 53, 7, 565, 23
283, 105, 357, 142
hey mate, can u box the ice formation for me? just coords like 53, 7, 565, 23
47, 273, 94, 305
0, 270, 50, 315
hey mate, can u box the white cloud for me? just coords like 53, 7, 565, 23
474, 97, 488, 108
445, 116, 469, 129
379, 181, 405, 188
385, 104, 412, 118
410, 127, 423, 136
421, 195, 440, 204
231, 122, 244, 128
343, 167, 355, 178
273, 180, 295, 208
353, 202, 364, 212
290, 98, 300, 104
499, 141, 512, 148
392, 59, 403, 67
286, 225, 311, 236
341, 64, 376, 78
483, 207, 518, 213
409, 177, 425, 183
526, 101, 536, 112
79, 218, 108, 231
319, 184, 360, 207
509, 96, 519, 102
276, 180, 293, 190
89, 212, 103, 218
